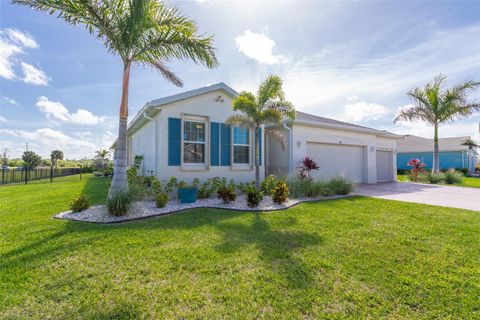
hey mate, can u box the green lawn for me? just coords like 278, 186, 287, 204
397, 174, 480, 188
1, 175, 479, 319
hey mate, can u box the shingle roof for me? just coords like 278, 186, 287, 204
294, 111, 400, 137
397, 135, 471, 153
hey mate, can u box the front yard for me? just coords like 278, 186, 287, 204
1, 175, 479, 319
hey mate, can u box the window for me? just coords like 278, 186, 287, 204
183, 120, 206, 164
233, 127, 250, 164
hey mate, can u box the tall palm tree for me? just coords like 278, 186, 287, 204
14, 0, 218, 197
50, 150, 64, 168
461, 138, 480, 150
95, 149, 111, 172
394, 74, 480, 173
227, 75, 295, 187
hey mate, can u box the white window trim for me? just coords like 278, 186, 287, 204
231, 126, 253, 170
181, 114, 209, 171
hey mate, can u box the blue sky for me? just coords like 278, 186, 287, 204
1, 0, 479, 159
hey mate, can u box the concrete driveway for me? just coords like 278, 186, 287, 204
355, 182, 480, 211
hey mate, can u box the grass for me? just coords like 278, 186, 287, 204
1, 174, 479, 319
397, 174, 480, 188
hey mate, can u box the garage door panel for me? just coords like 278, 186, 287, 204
306, 142, 365, 183
376, 150, 393, 182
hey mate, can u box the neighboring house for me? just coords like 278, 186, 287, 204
396, 135, 478, 172
112, 83, 402, 184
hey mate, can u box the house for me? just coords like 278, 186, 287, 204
113, 83, 402, 184
396, 135, 478, 172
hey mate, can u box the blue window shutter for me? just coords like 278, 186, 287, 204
221, 123, 231, 166
258, 127, 262, 166
210, 122, 220, 166
168, 117, 181, 166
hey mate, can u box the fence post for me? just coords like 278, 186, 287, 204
1, 169, 4, 186
50, 166, 53, 183
79, 166, 82, 181
25, 169, 28, 184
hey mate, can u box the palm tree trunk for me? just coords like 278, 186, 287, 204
432, 123, 440, 174
108, 62, 131, 198
254, 126, 260, 188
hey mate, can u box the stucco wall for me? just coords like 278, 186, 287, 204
129, 89, 264, 183
287, 124, 397, 183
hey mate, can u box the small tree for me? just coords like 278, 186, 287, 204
22, 151, 42, 170
50, 150, 64, 168
226, 75, 296, 187
461, 138, 480, 150
298, 156, 319, 180
95, 149, 111, 173
407, 158, 426, 182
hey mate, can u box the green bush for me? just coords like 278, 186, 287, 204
329, 177, 354, 195
93, 171, 103, 177
217, 184, 237, 203
444, 169, 464, 184
107, 191, 132, 216
164, 176, 178, 193
245, 184, 263, 208
271, 181, 289, 204
70, 195, 90, 212
151, 176, 163, 194
198, 182, 214, 199
155, 192, 169, 208
126, 166, 139, 184
261, 175, 278, 196
314, 181, 335, 197
286, 178, 309, 198
129, 182, 147, 201
426, 172, 443, 184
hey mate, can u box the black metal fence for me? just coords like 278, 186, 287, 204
0, 167, 82, 186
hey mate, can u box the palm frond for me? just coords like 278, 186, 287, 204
232, 91, 259, 121
260, 109, 283, 127
265, 127, 286, 151
257, 75, 285, 107
394, 105, 434, 124
225, 115, 255, 128
263, 99, 296, 120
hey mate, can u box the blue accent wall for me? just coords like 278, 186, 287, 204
220, 123, 231, 166
168, 117, 181, 166
210, 122, 220, 166
397, 151, 467, 170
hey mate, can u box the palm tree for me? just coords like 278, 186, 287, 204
461, 138, 480, 150
226, 75, 295, 187
95, 149, 111, 172
394, 74, 480, 173
14, 0, 218, 197
50, 150, 64, 168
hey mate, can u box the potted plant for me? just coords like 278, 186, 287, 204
177, 180, 198, 203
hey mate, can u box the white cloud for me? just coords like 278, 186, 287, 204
36, 96, 103, 125
0, 28, 48, 85
279, 24, 480, 114
235, 30, 286, 64
338, 96, 388, 122
0, 116, 7, 122
21, 62, 49, 86
1, 96, 19, 106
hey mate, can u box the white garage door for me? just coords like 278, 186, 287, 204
376, 150, 393, 182
306, 142, 365, 183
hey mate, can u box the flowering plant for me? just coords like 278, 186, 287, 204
407, 158, 426, 182
298, 156, 320, 180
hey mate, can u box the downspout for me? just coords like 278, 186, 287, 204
283, 122, 293, 177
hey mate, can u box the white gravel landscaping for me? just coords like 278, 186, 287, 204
55, 194, 353, 224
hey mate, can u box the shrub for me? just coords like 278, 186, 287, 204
314, 181, 335, 197
107, 191, 132, 216
425, 172, 443, 184
286, 177, 310, 198
164, 176, 178, 193
329, 177, 353, 195
407, 159, 426, 182
245, 184, 263, 208
261, 175, 278, 196
177, 180, 188, 189
217, 184, 237, 203
155, 192, 169, 208
151, 176, 163, 194
298, 156, 319, 180
93, 171, 103, 177
198, 182, 214, 199
271, 181, 289, 204
126, 166, 139, 184
70, 195, 90, 212
129, 182, 147, 201
444, 169, 464, 184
